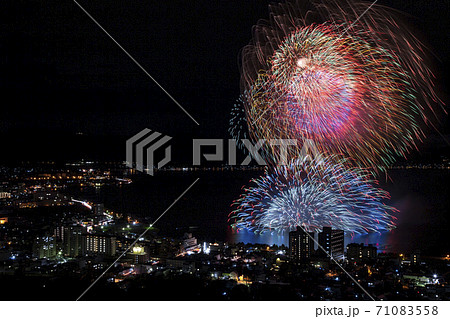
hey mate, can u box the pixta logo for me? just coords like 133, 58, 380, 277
126, 129, 172, 176
126, 129, 323, 175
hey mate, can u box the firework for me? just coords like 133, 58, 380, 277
239, 0, 443, 171
229, 156, 397, 234
229, 96, 249, 151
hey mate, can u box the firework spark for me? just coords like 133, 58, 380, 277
229, 157, 397, 234
238, 0, 443, 171
229, 96, 249, 151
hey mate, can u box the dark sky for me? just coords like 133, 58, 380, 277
1, 0, 449, 163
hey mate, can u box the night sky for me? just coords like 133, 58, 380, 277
1, 0, 449, 163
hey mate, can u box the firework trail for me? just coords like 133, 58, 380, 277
229, 156, 397, 234
237, 0, 443, 171
229, 96, 249, 151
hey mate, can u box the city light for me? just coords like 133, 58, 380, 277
0, 0, 448, 304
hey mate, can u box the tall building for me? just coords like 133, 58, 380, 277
318, 226, 344, 260
33, 236, 58, 259
82, 234, 116, 256
53, 225, 64, 241
289, 226, 314, 263
331, 229, 344, 259
64, 226, 84, 257
128, 245, 149, 264
54, 225, 84, 257
318, 226, 331, 255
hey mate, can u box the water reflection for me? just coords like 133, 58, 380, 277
227, 227, 288, 246
346, 231, 392, 253
228, 227, 396, 253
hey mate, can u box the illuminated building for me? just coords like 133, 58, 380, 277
208, 242, 221, 254
318, 227, 345, 260
33, 236, 58, 259
17, 202, 37, 209
0, 192, 11, 199
65, 226, 84, 257
0, 217, 8, 225
54, 225, 85, 257
411, 250, 421, 266
236, 274, 252, 286
182, 233, 197, 248
116, 238, 134, 251
182, 233, 201, 253
289, 226, 314, 263
346, 243, 377, 262
128, 245, 149, 264
347, 243, 363, 261
82, 234, 116, 256
402, 274, 433, 288
363, 244, 377, 260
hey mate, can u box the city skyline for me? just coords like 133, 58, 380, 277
1, 0, 449, 305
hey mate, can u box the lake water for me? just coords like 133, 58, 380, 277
79, 169, 449, 256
